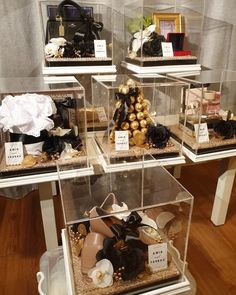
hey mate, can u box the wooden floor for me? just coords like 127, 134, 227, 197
0, 160, 236, 295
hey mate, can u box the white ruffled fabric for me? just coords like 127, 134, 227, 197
0, 93, 57, 137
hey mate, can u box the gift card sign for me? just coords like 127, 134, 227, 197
94, 40, 107, 58
115, 131, 129, 151
148, 243, 168, 271
194, 123, 209, 143
5, 142, 24, 165
161, 42, 174, 57
96, 107, 107, 122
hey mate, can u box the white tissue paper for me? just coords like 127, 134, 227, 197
0, 93, 57, 137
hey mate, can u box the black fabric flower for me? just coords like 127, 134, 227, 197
142, 32, 166, 56
214, 120, 236, 139
96, 237, 146, 281
60, 42, 80, 58
147, 124, 170, 148
42, 131, 82, 156
42, 135, 64, 155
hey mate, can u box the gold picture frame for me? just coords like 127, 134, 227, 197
152, 13, 182, 39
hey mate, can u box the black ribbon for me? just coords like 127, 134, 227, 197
112, 87, 139, 129
110, 211, 142, 240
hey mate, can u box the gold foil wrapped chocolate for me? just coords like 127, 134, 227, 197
146, 117, 152, 124
130, 96, 136, 104
141, 127, 148, 134
128, 105, 134, 113
137, 112, 144, 121
142, 99, 150, 110
130, 121, 139, 130
118, 84, 124, 93
120, 85, 129, 95
133, 130, 141, 137
110, 130, 115, 142
126, 78, 136, 88
135, 103, 143, 112
121, 122, 129, 130
128, 113, 136, 121
143, 109, 149, 118
129, 137, 135, 146
137, 95, 144, 103
133, 132, 146, 146
140, 119, 147, 128
113, 79, 154, 148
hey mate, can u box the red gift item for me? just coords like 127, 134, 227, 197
173, 50, 192, 56
167, 33, 192, 55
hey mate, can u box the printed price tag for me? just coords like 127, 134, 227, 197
161, 42, 174, 57
94, 40, 107, 58
194, 123, 209, 143
115, 131, 129, 151
96, 107, 107, 122
148, 243, 168, 271
5, 142, 24, 165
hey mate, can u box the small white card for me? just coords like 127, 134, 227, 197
194, 123, 209, 143
148, 243, 168, 271
161, 42, 174, 57
5, 142, 24, 165
96, 107, 107, 122
115, 131, 129, 151
94, 40, 107, 58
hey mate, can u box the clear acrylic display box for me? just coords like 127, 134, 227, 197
39, 0, 114, 68
91, 74, 189, 171
168, 70, 236, 162
58, 163, 194, 294
123, 0, 204, 69
0, 76, 90, 178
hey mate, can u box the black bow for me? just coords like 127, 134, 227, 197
110, 211, 142, 240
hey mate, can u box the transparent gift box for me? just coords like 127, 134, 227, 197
0, 76, 89, 177
58, 162, 194, 294
39, 0, 114, 67
91, 74, 189, 170
123, 0, 204, 68
168, 69, 236, 161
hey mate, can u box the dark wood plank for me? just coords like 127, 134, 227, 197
0, 191, 46, 295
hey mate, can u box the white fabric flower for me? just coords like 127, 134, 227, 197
130, 24, 156, 55
111, 202, 131, 221
50, 37, 67, 46
146, 24, 156, 35
88, 259, 114, 288
0, 93, 57, 137
45, 43, 59, 57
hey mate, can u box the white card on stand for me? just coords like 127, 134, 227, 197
115, 131, 129, 151
194, 123, 209, 143
5, 142, 24, 165
94, 40, 107, 58
161, 42, 174, 57
148, 243, 168, 271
